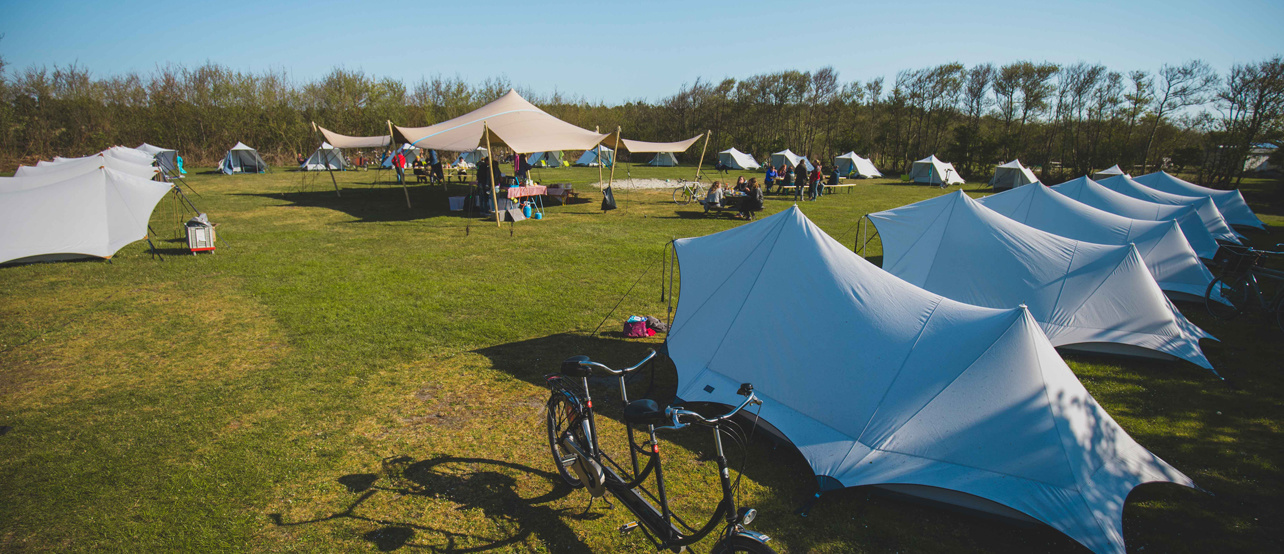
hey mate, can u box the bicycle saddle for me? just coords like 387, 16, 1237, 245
561, 355, 592, 378
624, 399, 668, 425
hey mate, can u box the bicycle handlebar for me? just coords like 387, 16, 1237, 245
579, 349, 657, 376
662, 387, 762, 429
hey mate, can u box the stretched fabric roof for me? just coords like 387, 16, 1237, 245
668, 206, 1195, 554
316, 125, 392, 149
869, 191, 1213, 369
10, 154, 158, 186
135, 143, 175, 156
1134, 171, 1265, 230
392, 89, 610, 154
908, 155, 965, 185
135, 143, 181, 176
1052, 177, 1222, 260
989, 159, 1038, 190
1094, 164, 1126, 179
43, 146, 155, 169
619, 134, 702, 153
834, 152, 882, 177
1097, 175, 1242, 243
717, 147, 760, 170
976, 184, 1216, 301
0, 167, 172, 264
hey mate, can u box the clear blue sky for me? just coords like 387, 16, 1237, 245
1, 0, 1281, 104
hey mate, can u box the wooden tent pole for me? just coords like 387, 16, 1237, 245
484, 123, 501, 227
314, 121, 341, 197
607, 126, 621, 192
694, 130, 711, 181
389, 120, 411, 208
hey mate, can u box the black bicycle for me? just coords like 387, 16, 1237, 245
544, 349, 775, 553
1204, 244, 1284, 332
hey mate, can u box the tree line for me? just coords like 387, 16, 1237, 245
0, 52, 1280, 186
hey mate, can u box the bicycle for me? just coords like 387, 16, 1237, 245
544, 349, 775, 553
1204, 243, 1284, 332
673, 180, 706, 205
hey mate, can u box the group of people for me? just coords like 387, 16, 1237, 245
702, 176, 765, 220
763, 160, 839, 201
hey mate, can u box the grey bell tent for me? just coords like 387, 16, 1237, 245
219, 142, 267, 174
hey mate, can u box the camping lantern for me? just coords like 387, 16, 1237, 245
185, 213, 216, 253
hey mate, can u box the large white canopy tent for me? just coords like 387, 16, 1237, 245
989, 159, 1038, 190
717, 148, 760, 170
1134, 171, 1266, 230
976, 183, 1217, 301
135, 143, 181, 176
219, 142, 267, 174
908, 155, 965, 185
1096, 175, 1242, 244
393, 89, 611, 155
0, 167, 173, 265
834, 152, 882, 178
668, 206, 1196, 554
49, 146, 155, 168
868, 191, 1214, 369
770, 149, 814, 171
1051, 177, 1223, 260
11, 153, 159, 185
316, 125, 392, 150
575, 145, 614, 167
301, 142, 348, 171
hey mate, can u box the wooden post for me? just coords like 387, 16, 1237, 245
694, 130, 711, 181
313, 121, 341, 197
606, 126, 621, 192
595, 126, 604, 191
387, 121, 411, 208
484, 123, 501, 227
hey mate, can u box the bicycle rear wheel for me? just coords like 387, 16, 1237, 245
546, 393, 586, 488
1274, 295, 1284, 333
1206, 277, 1248, 321
711, 534, 776, 554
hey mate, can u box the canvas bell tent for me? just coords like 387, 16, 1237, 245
717, 148, 760, 170
834, 152, 881, 178
1096, 175, 1242, 243
381, 144, 423, 168
0, 167, 173, 265
574, 145, 614, 167
976, 183, 1217, 301
1134, 171, 1265, 230
989, 159, 1038, 190
12, 153, 159, 185
868, 191, 1214, 369
527, 151, 563, 167
647, 152, 678, 166
1093, 164, 1127, 180
219, 142, 267, 174
908, 155, 965, 185
302, 142, 347, 171
1051, 177, 1222, 260
135, 143, 182, 176
770, 149, 814, 171
668, 206, 1196, 554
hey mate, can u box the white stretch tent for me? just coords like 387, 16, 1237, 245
11, 154, 159, 186
1052, 177, 1223, 260
989, 159, 1038, 190
1135, 171, 1265, 230
302, 142, 347, 171
1097, 175, 1242, 243
669, 206, 1196, 554
527, 151, 563, 167
219, 142, 267, 174
575, 145, 614, 167
0, 167, 173, 265
834, 152, 881, 178
647, 152, 678, 166
717, 148, 760, 170
135, 143, 181, 176
1093, 165, 1127, 180
869, 191, 1214, 369
49, 146, 155, 168
908, 155, 965, 185
393, 90, 610, 155
770, 149, 814, 171
316, 125, 392, 149
976, 184, 1217, 301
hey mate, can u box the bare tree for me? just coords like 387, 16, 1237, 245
1141, 60, 1218, 172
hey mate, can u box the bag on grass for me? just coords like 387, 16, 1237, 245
624, 320, 648, 338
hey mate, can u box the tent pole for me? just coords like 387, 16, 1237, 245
595, 126, 604, 192
484, 123, 501, 227
606, 126, 621, 207
388, 120, 410, 208
694, 130, 710, 181
313, 122, 341, 197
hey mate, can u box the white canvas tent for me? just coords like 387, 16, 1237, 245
0, 167, 173, 265
575, 145, 614, 167
381, 144, 422, 168
869, 191, 1214, 369
11, 153, 159, 186
976, 183, 1217, 301
1134, 171, 1265, 230
770, 149, 814, 171
219, 142, 267, 174
393, 90, 610, 155
1093, 165, 1127, 180
717, 148, 760, 170
668, 206, 1196, 554
647, 152, 678, 166
834, 152, 881, 178
302, 142, 347, 171
908, 155, 965, 185
527, 151, 563, 167
989, 159, 1038, 190
135, 143, 181, 176
49, 146, 155, 168
1096, 175, 1242, 243
1051, 177, 1222, 260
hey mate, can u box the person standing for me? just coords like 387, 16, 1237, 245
810, 160, 824, 200
793, 163, 806, 201
476, 157, 493, 215
393, 149, 407, 184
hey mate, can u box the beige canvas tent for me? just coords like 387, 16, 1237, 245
392, 90, 610, 155
316, 125, 392, 149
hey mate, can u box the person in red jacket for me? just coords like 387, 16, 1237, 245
393, 149, 407, 184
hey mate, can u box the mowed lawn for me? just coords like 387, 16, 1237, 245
1, 163, 1282, 553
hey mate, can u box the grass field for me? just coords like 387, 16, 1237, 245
2, 163, 1282, 553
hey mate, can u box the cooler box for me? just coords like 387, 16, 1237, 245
185, 214, 216, 253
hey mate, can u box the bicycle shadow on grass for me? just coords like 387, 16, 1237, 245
269, 455, 593, 553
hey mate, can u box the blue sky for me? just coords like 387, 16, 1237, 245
1, 0, 1281, 104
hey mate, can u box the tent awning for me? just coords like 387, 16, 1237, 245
392, 90, 610, 154
317, 125, 392, 149
619, 134, 703, 153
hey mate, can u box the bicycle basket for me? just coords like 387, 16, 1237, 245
1214, 245, 1262, 276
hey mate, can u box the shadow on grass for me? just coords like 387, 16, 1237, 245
270, 455, 590, 552
234, 183, 480, 223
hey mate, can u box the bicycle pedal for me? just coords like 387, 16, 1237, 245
618, 522, 639, 535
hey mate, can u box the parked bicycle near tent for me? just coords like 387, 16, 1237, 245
544, 349, 775, 553
1204, 244, 1284, 332
673, 179, 706, 205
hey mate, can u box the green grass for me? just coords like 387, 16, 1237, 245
1, 164, 1281, 552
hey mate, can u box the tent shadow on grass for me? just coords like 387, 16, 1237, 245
234, 183, 483, 223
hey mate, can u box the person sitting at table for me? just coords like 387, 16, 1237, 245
739, 178, 764, 220
764, 165, 777, 194
702, 181, 724, 213
734, 176, 749, 194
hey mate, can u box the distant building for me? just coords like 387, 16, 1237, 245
1244, 143, 1278, 172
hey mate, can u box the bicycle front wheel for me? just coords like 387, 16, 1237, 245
1205, 276, 1248, 321
546, 393, 586, 488
673, 186, 691, 205
1274, 295, 1284, 333
711, 534, 777, 554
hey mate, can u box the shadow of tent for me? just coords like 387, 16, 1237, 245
232, 181, 480, 223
